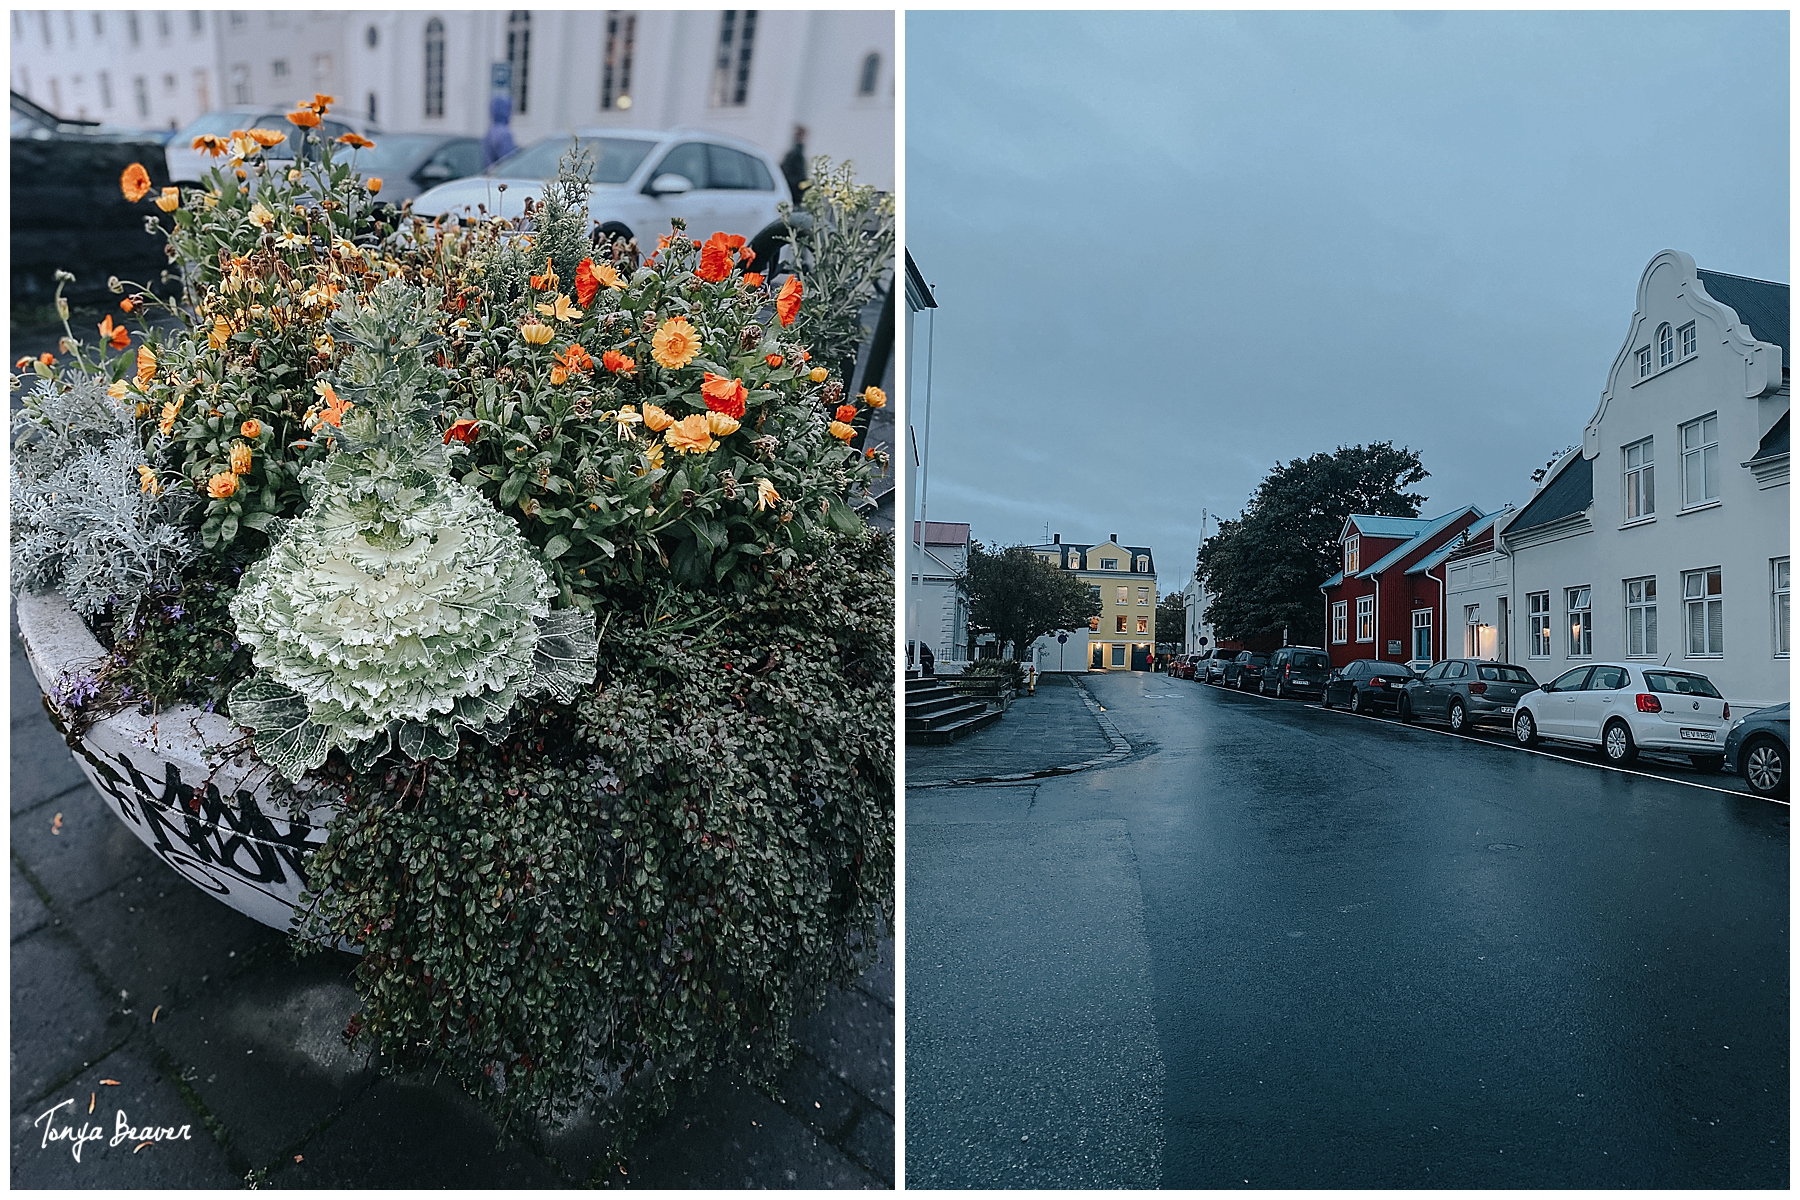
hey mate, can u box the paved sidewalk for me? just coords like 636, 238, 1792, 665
906, 674, 1126, 787
11, 625, 893, 1189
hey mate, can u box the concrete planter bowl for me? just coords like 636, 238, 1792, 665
15, 589, 335, 933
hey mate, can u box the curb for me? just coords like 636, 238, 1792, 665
907, 674, 1133, 789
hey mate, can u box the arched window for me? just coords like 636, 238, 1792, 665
507, 11, 531, 115
857, 52, 880, 96
1657, 322, 1674, 368
1136, 556, 1149, 572
602, 13, 636, 111
423, 19, 445, 118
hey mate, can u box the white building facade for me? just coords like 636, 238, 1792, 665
12, 10, 894, 190
1447, 250, 1788, 710
1180, 573, 1216, 656
912, 522, 972, 674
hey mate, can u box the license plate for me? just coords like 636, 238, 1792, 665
1679, 728, 1715, 741
1498, 706, 1514, 715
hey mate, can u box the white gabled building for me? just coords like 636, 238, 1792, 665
911, 521, 971, 673
1447, 250, 1788, 710
1180, 572, 1215, 656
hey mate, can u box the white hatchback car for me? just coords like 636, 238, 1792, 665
411, 128, 792, 259
1513, 662, 1732, 770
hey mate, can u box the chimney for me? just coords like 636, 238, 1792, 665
1052, 533, 1060, 544
1109, 533, 1118, 543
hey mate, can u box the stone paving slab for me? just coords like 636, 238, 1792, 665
13, 863, 53, 943
13, 787, 154, 911
11, 927, 132, 1108
792, 984, 895, 1118
11, 1038, 241, 1188
906, 674, 1118, 786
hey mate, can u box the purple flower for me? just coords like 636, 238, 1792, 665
167, 604, 186, 620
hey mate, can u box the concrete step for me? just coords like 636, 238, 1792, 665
906, 707, 1004, 745
905, 699, 990, 733
906, 693, 969, 721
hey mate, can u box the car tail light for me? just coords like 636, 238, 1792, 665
1370, 677, 1385, 688
1285, 665, 1292, 678
1635, 693, 1661, 713
1469, 682, 1487, 695
1723, 702, 1730, 720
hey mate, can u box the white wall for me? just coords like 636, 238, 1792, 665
11, 9, 221, 130
1031, 628, 1091, 673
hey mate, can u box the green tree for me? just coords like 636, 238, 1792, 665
1197, 443, 1428, 646
1156, 592, 1188, 648
962, 543, 1101, 660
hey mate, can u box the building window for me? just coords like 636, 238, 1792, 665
1089, 585, 1101, 604
710, 10, 757, 107
1412, 610, 1431, 662
1110, 643, 1126, 667
1566, 587, 1591, 657
858, 51, 880, 96
602, 13, 636, 110
193, 68, 210, 112
507, 11, 531, 115
1137, 587, 1149, 606
1355, 595, 1374, 643
132, 76, 148, 118
1683, 568, 1723, 656
1621, 436, 1653, 521
1088, 616, 1099, 632
127, 12, 140, 45
1529, 592, 1553, 657
229, 63, 249, 104
1137, 616, 1149, 634
313, 54, 333, 86
1115, 616, 1127, 634
365, 23, 379, 48
162, 73, 176, 94
423, 19, 446, 118
1115, 586, 1127, 604
1136, 555, 1148, 572
1068, 553, 1079, 569
1332, 601, 1347, 644
1624, 577, 1657, 657
1680, 414, 1719, 507
1100, 557, 1118, 570
1773, 559, 1790, 658
1679, 322, 1696, 360
191, 12, 205, 35
1657, 322, 1674, 368
1344, 536, 1359, 575
1637, 346, 1652, 379
272, 59, 289, 82
1464, 605, 1481, 657
366, 90, 377, 123
229, 12, 246, 31
91, 12, 102, 37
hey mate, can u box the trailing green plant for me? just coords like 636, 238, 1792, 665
777, 157, 896, 383
88, 574, 256, 721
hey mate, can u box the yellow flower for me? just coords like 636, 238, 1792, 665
205, 317, 230, 350
535, 293, 583, 323
641, 404, 674, 432
651, 317, 702, 370
158, 401, 181, 436
314, 333, 335, 357
756, 478, 780, 511
153, 187, 180, 213
366, 177, 382, 194
828, 420, 856, 442
664, 413, 717, 455
136, 346, 157, 386
809, 367, 829, 383
107, 379, 130, 401
862, 385, 887, 409
705, 411, 740, 437
229, 441, 253, 475
519, 321, 555, 346
137, 464, 160, 495
247, 203, 274, 228
633, 443, 665, 477
207, 472, 238, 500
612, 405, 643, 437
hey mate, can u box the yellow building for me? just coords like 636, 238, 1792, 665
1028, 534, 1158, 670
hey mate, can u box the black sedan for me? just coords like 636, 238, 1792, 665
1222, 651, 1269, 690
1400, 659, 1538, 732
1322, 659, 1414, 715
1723, 701, 1788, 798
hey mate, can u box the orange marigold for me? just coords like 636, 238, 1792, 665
701, 372, 748, 419
827, 421, 856, 442
835, 404, 858, 424
641, 404, 675, 432
744, 272, 765, 289
651, 317, 701, 370
229, 441, 254, 475
775, 276, 803, 327
601, 349, 637, 375
696, 232, 738, 283
192, 134, 229, 156
247, 128, 288, 148
286, 109, 321, 128
764, 353, 783, 367
120, 163, 152, 203
153, 186, 180, 213
664, 413, 717, 455
443, 419, 480, 445
135, 346, 157, 386
862, 385, 888, 409
240, 419, 262, 439
207, 472, 238, 500
97, 315, 131, 351
336, 132, 375, 149
518, 321, 555, 346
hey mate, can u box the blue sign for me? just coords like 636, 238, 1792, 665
1057, 632, 1068, 644
1199, 636, 1208, 646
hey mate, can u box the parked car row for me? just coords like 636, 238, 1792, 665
1169, 648, 1787, 798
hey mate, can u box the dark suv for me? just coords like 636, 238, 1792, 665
1322, 659, 1414, 715
1261, 646, 1332, 699
1222, 651, 1270, 690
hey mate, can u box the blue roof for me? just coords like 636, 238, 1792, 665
1346, 514, 1434, 540
1319, 570, 1344, 591
1407, 509, 1505, 574
1355, 507, 1484, 579
1697, 268, 1787, 355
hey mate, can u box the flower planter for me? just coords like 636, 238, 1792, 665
15, 589, 334, 933
951, 676, 1017, 711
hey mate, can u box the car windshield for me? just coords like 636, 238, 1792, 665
351, 134, 443, 173
1293, 652, 1329, 669
1248, 655, 1268, 665
1478, 665, 1536, 683
1643, 671, 1722, 698
491, 136, 656, 183
1371, 664, 1412, 678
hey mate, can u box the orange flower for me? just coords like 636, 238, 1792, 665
207, 472, 238, 500
701, 372, 748, 419
209, 317, 232, 350
135, 346, 156, 386
38, 352, 55, 365
696, 232, 738, 282
809, 366, 829, 383
287, 109, 321, 128
158, 400, 181, 435
575, 257, 626, 305
601, 349, 637, 376
365, 178, 382, 195
137, 464, 160, 495
518, 321, 555, 346
529, 266, 559, 291
229, 441, 254, 475
663, 413, 717, 455
764, 353, 783, 368
119, 298, 135, 313
313, 383, 353, 428
651, 317, 701, 369
192, 134, 229, 156
309, 93, 335, 114
97, 315, 131, 351
775, 276, 803, 327
743, 272, 765, 289
705, 411, 740, 437
641, 404, 674, 432
835, 404, 858, 424
827, 420, 856, 442
336, 132, 375, 149
862, 385, 887, 409
443, 419, 480, 445
755, 478, 780, 511
120, 163, 152, 203
555, 344, 595, 377
535, 293, 583, 323
247, 128, 288, 148
153, 186, 180, 212
240, 419, 262, 439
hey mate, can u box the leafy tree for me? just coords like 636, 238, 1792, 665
962, 543, 1100, 660
1197, 443, 1428, 646
1155, 592, 1188, 648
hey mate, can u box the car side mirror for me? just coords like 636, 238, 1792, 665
648, 172, 693, 197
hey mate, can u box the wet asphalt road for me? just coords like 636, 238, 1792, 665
906, 670, 1788, 1189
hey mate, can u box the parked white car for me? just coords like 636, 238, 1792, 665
410, 128, 792, 259
1512, 662, 1732, 770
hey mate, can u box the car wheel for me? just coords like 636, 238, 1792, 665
1398, 695, 1413, 723
1601, 719, 1637, 764
1237, 674, 1247, 691
1515, 709, 1539, 747
1447, 700, 1467, 734
592, 219, 635, 251
1275, 679, 1285, 699
1350, 690, 1363, 715
1690, 753, 1725, 774
1321, 689, 1334, 710
1742, 736, 1788, 798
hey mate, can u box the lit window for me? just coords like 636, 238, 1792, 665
1115, 616, 1127, 633
1637, 347, 1652, 379
1679, 322, 1696, 359
1344, 536, 1359, 575
1331, 601, 1347, 644
1625, 577, 1657, 657
1657, 322, 1674, 368
602, 13, 636, 110
1100, 557, 1117, 570
1680, 414, 1719, 507
1137, 587, 1149, 606
857, 52, 880, 97
1683, 568, 1723, 656
1622, 437, 1654, 521
1137, 616, 1148, 634
1566, 587, 1591, 657
1773, 559, 1789, 658
1529, 591, 1551, 657
1355, 595, 1374, 643
1115, 586, 1127, 604
710, 10, 757, 107
424, 19, 445, 118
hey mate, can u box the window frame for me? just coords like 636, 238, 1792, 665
1621, 435, 1654, 522
1657, 322, 1674, 368
1344, 536, 1359, 575
857, 51, 880, 97
1331, 601, 1347, 644
1100, 557, 1118, 570
1566, 586, 1592, 658
1679, 321, 1696, 360
1774, 558, 1790, 659
1355, 594, 1374, 643
1624, 576, 1657, 658
1115, 615, 1127, 634
423, 18, 446, 119
1637, 346, 1652, 379
602, 11, 637, 111
1137, 586, 1149, 606
1683, 567, 1724, 657
1680, 413, 1720, 508
1528, 591, 1551, 658
1411, 609, 1431, 662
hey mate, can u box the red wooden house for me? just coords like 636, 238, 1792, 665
1318, 508, 1493, 670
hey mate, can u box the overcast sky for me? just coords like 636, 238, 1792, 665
906, 10, 1788, 593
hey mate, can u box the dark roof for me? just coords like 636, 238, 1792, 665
1027, 541, 1156, 575
914, 521, 970, 545
1506, 452, 1592, 536
905, 251, 937, 312
1697, 268, 1788, 355
1751, 411, 1789, 463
